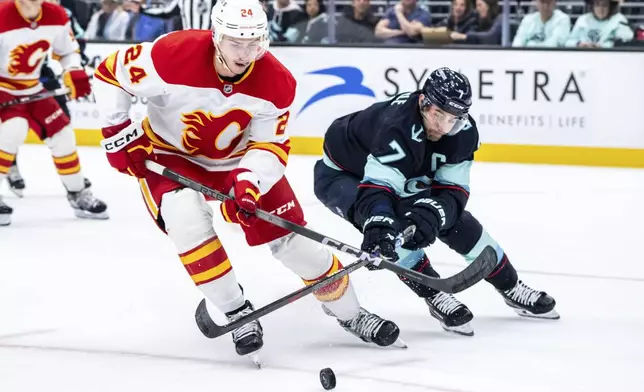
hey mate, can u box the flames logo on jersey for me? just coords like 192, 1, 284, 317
8, 40, 51, 76
180, 109, 253, 160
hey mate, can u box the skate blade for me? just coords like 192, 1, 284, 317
441, 322, 475, 337
514, 307, 560, 320
0, 214, 11, 226
9, 187, 24, 198
74, 210, 109, 220
248, 352, 262, 369
392, 338, 408, 349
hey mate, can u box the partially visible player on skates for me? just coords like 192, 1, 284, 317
0, 0, 107, 225
94, 0, 402, 365
314, 67, 559, 336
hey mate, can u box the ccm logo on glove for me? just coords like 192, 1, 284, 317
101, 125, 145, 152
413, 198, 446, 227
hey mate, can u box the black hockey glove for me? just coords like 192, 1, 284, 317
402, 197, 446, 250
361, 214, 400, 267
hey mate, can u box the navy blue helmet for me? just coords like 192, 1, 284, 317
422, 67, 472, 118
420, 67, 472, 136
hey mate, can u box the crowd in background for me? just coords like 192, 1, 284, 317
59, 0, 644, 47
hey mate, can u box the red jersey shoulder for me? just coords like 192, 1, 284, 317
151, 30, 220, 87
0, 2, 69, 34
39, 2, 70, 27
242, 52, 296, 110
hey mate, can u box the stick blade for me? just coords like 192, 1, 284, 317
195, 299, 225, 339
443, 245, 498, 294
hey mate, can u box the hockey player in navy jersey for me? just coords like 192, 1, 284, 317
314, 67, 559, 336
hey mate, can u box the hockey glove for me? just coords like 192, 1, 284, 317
402, 197, 446, 250
220, 168, 261, 227
100, 119, 155, 178
361, 213, 400, 265
63, 69, 92, 99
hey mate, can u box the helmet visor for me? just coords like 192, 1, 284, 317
422, 105, 469, 137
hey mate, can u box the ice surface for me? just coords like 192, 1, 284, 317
2, 145, 643, 392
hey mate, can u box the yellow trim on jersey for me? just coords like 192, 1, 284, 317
247, 142, 289, 164
138, 178, 159, 218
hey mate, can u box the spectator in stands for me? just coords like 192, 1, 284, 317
266, 0, 308, 42
125, 0, 172, 41
450, 0, 502, 44
566, 0, 634, 47
292, 0, 327, 42
85, 0, 130, 40
435, 0, 477, 34
123, 0, 142, 40
512, 0, 571, 47
343, 0, 379, 31
375, 0, 432, 44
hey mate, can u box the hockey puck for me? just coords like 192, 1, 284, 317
319, 368, 336, 390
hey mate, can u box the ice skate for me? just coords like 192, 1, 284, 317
0, 196, 12, 226
498, 280, 559, 320
225, 300, 264, 368
67, 187, 108, 220
7, 163, 25, 198
324, 305, 405, 348
425, 291, 474, 336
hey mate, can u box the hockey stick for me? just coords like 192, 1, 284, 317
0, 87, 71, 108
144, 161, 497, 339
144, 160, 497, 293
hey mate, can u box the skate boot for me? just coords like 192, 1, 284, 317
7, 163, 25, 198
425, 291, 474, 336
498, 280, 559, 319
225, 300, 263, 367
327, 306, 403, 347
67, 187, 108, 220
0, 196, 12, 226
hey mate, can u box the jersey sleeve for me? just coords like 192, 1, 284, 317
93, 42, 169, 126
353, 126, 422, 225
238, 102, 292, 195
52, 19, 81, 70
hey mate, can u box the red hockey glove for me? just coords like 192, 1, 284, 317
63, 69, 92, 99
100, 119, 155, 178
220, 168, 261, 227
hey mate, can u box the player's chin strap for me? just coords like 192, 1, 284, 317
144, 160, 497, 338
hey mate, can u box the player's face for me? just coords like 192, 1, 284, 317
421, 104, 460, 142
19, 0, 45, 8
218, 36, 265, 74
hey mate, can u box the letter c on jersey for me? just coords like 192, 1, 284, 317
8, 40, 51, 76
180, 109, 253, 160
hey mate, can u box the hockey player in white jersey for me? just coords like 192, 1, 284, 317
94, 0, 402, 362
0, 0, 108, 226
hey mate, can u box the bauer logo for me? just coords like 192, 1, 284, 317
297, 66, 375, 117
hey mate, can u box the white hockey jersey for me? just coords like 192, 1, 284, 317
94, 30, 294, 194
0, 1, 81, 96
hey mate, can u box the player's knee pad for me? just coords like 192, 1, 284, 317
439, 211, 504, 264
161, 188, 215, 252
0, 117, 29, 153
45, 125, 76, 157
269, 232, 333, 280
